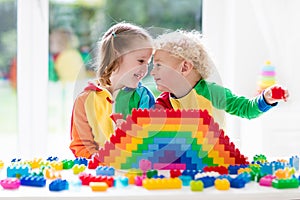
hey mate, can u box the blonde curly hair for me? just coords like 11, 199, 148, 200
154, 30, 211, 79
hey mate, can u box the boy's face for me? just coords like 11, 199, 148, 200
151, 50, 186, 93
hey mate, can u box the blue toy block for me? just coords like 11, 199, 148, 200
7, 164, 30, 178
20, 175, 46, 187
230, 173, 250, 188
96, 166, 115, 176
218, 175, 233, 182
11, 158, 21, 163
228, 164, 250, 174
152, 175, 165, 179
74, 157, 88, 166
49, 179, 69, 191
289, 156, 299, 171
196, 176, 215, 188
115, 176, 129, 188
179, 175, 192, 186
271, 161, 285, 171
182, 169, 199, 180
260, 163, 273, 175
47, 156, 59, 162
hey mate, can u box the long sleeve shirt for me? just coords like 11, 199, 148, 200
69, 81, 155, 158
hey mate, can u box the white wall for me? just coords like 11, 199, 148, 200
203, 0, 300, 159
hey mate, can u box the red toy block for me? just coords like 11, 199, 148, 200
271, 86, 285, 99
110, 113, 123, 124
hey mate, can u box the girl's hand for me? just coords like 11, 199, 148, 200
263, 85, 289, 104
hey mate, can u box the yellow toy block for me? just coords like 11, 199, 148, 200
0, 160, 4, 169
72, 164, 86, 175
143, 178, 182, 190
90, 182, 108, 192
215, 178, 230, 190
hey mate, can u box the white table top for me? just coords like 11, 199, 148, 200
1, 167, 300, 200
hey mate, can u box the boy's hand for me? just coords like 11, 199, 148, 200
263, 85, 289, 104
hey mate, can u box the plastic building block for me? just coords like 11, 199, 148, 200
0, 160, 4, 169
275, 168, 293, 179
0, 178, 21, 189
96, 109, 249, 170
271, 86, 285, 100
289, 156, 299, 171
49, 179, 69, 191
230, 173, 250, 188
20, 175, 46, 187
260, 163, 273, 175
142, 178, 182, 190
139, 159, 152, 172
214, 178, 230, 190
190, 180, 203, 191
47, 156, 59, 162
115, 176, 129, 188
195, 176, 215, 188
272, 178, 299, 189
124, 173, 136, 185
259, 175, 276, 187
7, 164, 30, 178
29, 158, 42, 169
228, 164, 248, 174
253, 154, 267, 163
203, 166, 228, 175
11, 158, 21, 163
74, 157, 88, 166
170, 169, 182, 178
78, 173, 114, 187
127, 168, 143, 176
44, 168, 62, 180
134, 175, 146, 186
72, 164, 86, 175
96, 166, 115, 176
87, 158, 100, 170
89, 182, 108, 192
182, 169, 199, 179
237, 168, 251, 174
250, 171, 264, 182
179, 175, 192, 186
146, 170, 158, 178
62, 159, 74, 169
194, 172, 220, 179
152, 175, 165, 179
50, 161, 63, 171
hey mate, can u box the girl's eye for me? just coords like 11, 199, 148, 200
138, 59, 145, 64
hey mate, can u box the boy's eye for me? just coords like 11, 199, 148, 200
154, 63, 161, 68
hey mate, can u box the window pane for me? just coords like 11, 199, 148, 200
0, 0, 17, 160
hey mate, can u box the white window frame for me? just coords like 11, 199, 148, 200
17, 0, 49, 158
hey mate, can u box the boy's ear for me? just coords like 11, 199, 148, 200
181, 60, 194, 76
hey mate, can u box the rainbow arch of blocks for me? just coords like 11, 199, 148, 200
97, 109, 248, 170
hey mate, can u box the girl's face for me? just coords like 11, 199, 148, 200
111, 48, 153, 90
151, 50, 186, 93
